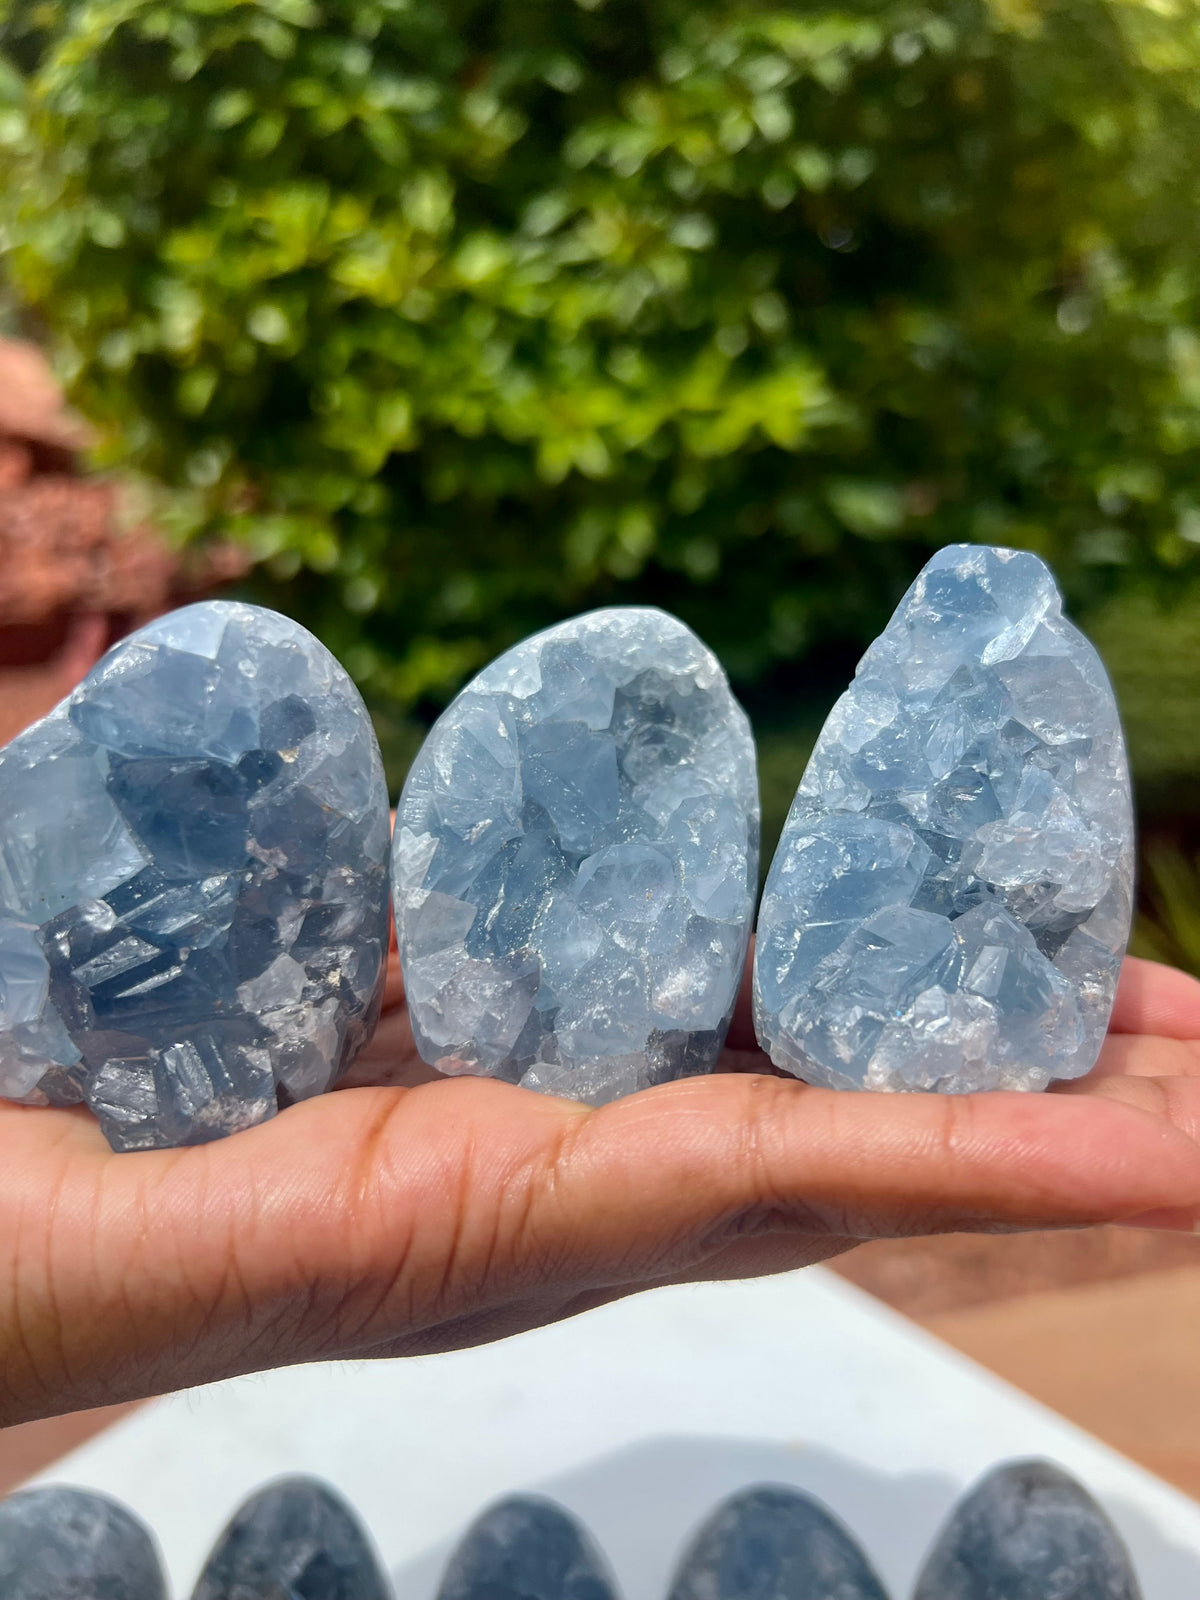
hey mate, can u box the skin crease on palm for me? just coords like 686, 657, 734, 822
2, 939, 1200, 1427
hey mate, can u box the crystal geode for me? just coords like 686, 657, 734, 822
0, 1488, 166, 1600
193, 1478, 391, 1600
912, 1461, 1142, 1600
438, 1498, 618, 1600
394, 607, 760, 1103
668, 1487, 889, 1600
754, 544, 1134, 1093
0, 601, 390, 1150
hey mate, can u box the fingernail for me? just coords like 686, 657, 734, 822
1114, 1208, 1200, 1233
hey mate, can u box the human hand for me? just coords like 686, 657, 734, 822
3, 948, 1200, 1426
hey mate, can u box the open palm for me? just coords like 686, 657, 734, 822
2, 947, 1200, 1426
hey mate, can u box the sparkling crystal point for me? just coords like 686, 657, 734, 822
436, 1496, 618, 1600
0, 1486, 167, 1600
191, 1477, 391, 1600
754, 545, 1134, 1092
912, 1461, 1142, 1600
0, 601, 391, 1149
667, 1486, 889, 1600
394, 607, 759, 1103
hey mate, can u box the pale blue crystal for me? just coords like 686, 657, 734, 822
0, 601, 390, 1149
394, 607, 759, 1103
754, 545, 1134, 1092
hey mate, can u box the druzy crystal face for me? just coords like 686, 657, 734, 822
0, 601, 390, 1150
754, 545, 1134, 1093
394, 607, 759, 1103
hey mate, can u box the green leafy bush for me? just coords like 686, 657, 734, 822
3, 0, 1200, 707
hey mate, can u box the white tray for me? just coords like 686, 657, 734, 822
31, 1266, 1200, 1599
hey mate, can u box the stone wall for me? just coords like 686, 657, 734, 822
0, 339, 245, 741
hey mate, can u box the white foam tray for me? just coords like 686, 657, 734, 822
31, 1266, 1200, 1599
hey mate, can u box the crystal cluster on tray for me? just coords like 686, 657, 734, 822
0, 545, 1134, 1150
0, 1460, 1145, 1598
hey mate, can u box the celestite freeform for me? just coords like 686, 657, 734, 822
667, 1487, 889, 1600
0, 601, 390, 1150
0, 1487, 167, 1600
912, 1461, 1142, 1600
394, 607, 759, 1103
437, 1497, 618, 1600
192, 1476, 391, 1600
754, 544, 1134, 1093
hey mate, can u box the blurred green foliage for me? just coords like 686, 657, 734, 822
1130, 839, 1200, 974
1085, 587, 1200, 974
3, 0, 1200, 713
1087, 587, 1200, 811
0, 266, 17, 336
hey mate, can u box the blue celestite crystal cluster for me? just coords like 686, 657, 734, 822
438, 1497, 618, 1600
912, 1461, 1142, 1600
754, 545, 1135, 1092
668, 1487, 889, 1600
0, 601, 390, 1150
0, 547, 1137, 1144
193, 1478, 391, 1600
394, 607, 760, 1104
0, 1466, 1142, 1600
0, 1487, 167, 1600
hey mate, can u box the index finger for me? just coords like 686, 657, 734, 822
1109, 956, 1200, 1039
